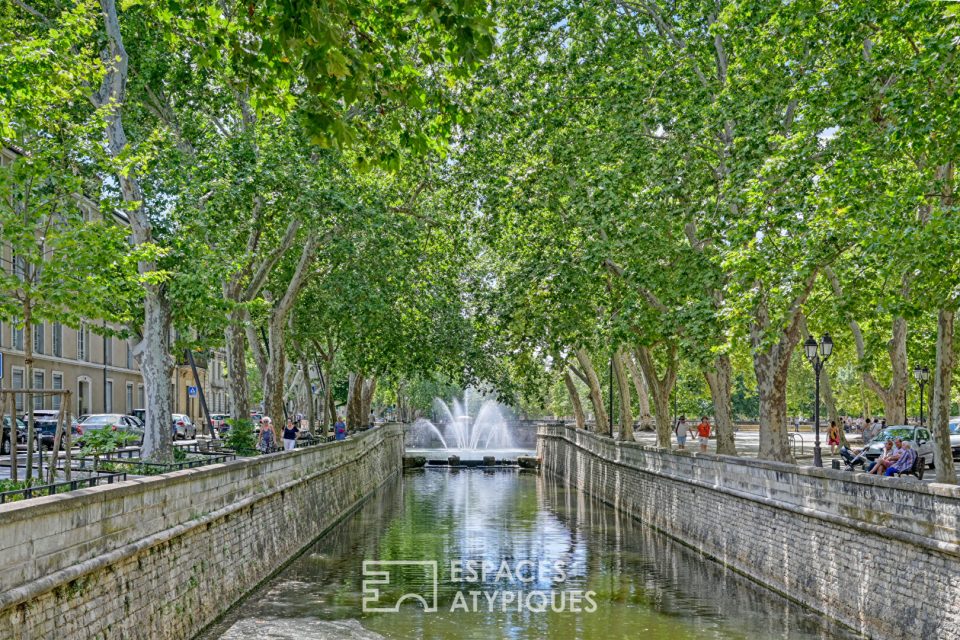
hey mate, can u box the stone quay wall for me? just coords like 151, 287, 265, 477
538, 424, 960, 640
0, 423, 404, 640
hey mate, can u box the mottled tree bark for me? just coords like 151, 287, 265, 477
634, 344, 678, 449
612, 348, 634, 441
95, 0, 173, 461
575, 349, 608, 433
624, 353, 652, 430
704, 354, 737, 455
931, 309, 956, 483
563, 369, 586, 429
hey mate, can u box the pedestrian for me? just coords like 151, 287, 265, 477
794, 416, 800, 433
828, 420, 841, 456
369, 410, 376, 428
697, 416, 711, 453
282, 418, 299, 451
862, 418, 873, 442
258, 416, 276, 453
674, 415, 688, 450
334, 415, 347, 441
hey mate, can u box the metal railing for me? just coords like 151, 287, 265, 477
787, 432, 805, 457
0, 472, 128, 504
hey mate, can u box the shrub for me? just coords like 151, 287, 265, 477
223, 418, 257, 456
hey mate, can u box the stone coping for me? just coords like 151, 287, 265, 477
0, 424, 397, 523
539, 423, 960, 499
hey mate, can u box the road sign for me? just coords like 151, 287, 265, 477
187, 386, 198, 398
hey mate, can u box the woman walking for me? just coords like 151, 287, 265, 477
827, 420, 841, 456
282, 418, 300, 451
258, 416, 276, 453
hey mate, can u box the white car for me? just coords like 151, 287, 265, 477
862, 426, 935, 469
949, 418, 960, 460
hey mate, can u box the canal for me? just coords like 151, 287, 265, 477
203, 469, 856, 639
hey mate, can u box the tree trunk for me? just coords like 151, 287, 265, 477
575, 349, 608, 433
94, 0, 174, 462
136, 291, 174, 461
704, 354, 737, 455
347, 373, 365, 430
613, 349, 634, 441
624, 353, 652, 430
755, 354, 793, 462
563, 369, 586, 429
751, 276, 816, 463
821, 365, 848, 447
23, 304, 35, 483
322, 358, 333, 432
224, 309, 250, 422
866, 316, 908, 425
825, 268, 907, 424
361, 377, 377, 426
634, 345, 677, 449
262, 318, 286, 424
931, 309, 956, 483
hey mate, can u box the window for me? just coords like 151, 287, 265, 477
12, 320, 23, 351
52, 323, 62, 357
105, 380, 113, 413
104, 335, 113, 366
137, 384, 144, 408
33, 371, 44, 410
12, 368, 24, 412
13, 255, 26, 281
126, 342, 133, 369
126, 383, 134, 413
33, 322, 44, 355
52, 373, 63, 410
77, 324, 88, 361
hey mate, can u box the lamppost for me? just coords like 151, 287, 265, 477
913, 366, 929, 427
804, 332, 834, 467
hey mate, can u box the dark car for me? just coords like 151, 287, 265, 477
35, 418, 82, 450
1, 416, 27, 455
76, 414, 145, 447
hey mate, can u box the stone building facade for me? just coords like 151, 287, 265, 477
0, 145, 229, 423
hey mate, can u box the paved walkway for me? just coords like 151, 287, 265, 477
629, 426, 960, 482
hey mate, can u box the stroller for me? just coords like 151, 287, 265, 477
842, 446, 870, 470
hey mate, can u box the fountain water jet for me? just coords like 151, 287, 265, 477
405, 393, 515, 451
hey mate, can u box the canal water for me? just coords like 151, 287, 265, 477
204, 470, 857, 639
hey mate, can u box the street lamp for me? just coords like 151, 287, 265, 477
913, 365, 929, 427
804, 332, 833, 467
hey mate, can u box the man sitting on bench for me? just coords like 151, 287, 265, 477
884, 442, 917, 477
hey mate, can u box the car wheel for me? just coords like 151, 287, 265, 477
1, 437, 8, 456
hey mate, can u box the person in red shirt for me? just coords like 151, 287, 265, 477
697, 416, 711, 452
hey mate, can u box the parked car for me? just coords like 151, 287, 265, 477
949, 418, 960, 461
862, 426, 935, 469
76, 413, 145, 447
250, 412, 263, 426
210, 413, 230, 434
171, 414, 197, 440
1, 416, 27, 455
23, 410, 83, 450
130, 408, 146, 425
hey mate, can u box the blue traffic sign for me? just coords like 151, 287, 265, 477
187, 385, 198, 398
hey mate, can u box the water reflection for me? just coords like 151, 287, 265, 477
203, 470, 858, 640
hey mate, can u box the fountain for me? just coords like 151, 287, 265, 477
406, 392, 529, 461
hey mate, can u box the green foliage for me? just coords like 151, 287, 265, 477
223, 418, 257, 456
79, 429, 139, 458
